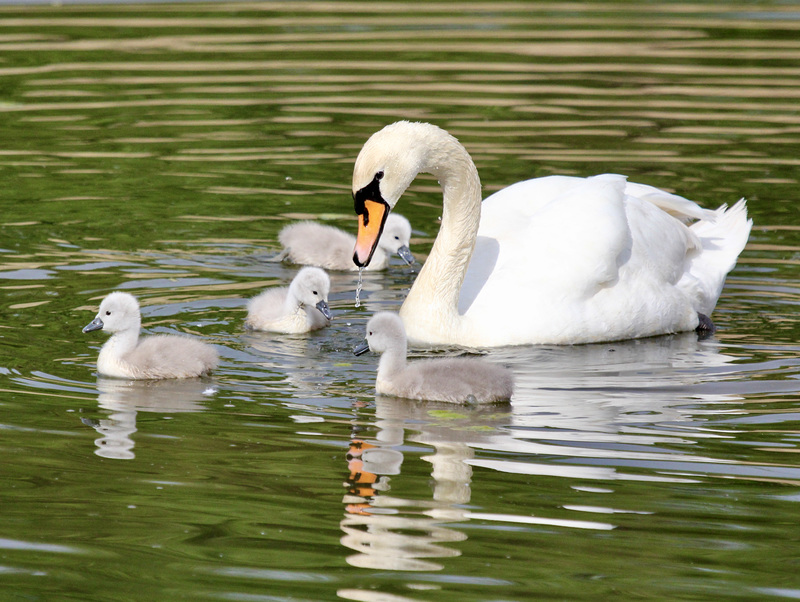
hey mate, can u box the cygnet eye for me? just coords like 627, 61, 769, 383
312, 290, 318, 296
394, 235, 400, 240
105, 310, 111, 316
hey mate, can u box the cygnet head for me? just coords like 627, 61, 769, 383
379, 213, 414, 265
290, 267, 333, 320
83, 291, 142, 334
354, 311, 407, 356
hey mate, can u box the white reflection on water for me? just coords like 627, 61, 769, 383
476, 333, 800, 481
340, 395, 616, 573
499, 331, 740, 411
87, 377, 214, 460
338, 330, 800, 572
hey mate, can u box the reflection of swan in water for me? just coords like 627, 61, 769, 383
88, 377, 213, 460
340, 400, 475, 572
340, 397, 518, 572
483, 331, 743, 432
244, 331, 338, 400
339, 395, 616, 579
339, 333, 756, 580
457, 333, 781, 483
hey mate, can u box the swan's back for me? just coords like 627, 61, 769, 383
457, 174, 752, 345
279, 222, 380, 270
245, 286, 329, 332
279, 221, 395, 271
245, 286, 290, 326
123, 335, 219, 379
385, 357, 514, 404
245, 267, 332, 333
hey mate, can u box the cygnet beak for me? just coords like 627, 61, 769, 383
353, 341, 370, 356
82, 317, 104, 333
396, 246, 414, 265
315, 300, 333, 320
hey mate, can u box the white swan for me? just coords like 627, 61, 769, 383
352, 121, 752, 347
83, 292, 219, 379
354, 312, 514, 403
278, 213, 414, 271
245, 266, 332, 333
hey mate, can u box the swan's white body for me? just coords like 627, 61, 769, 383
352, 121, 752, 347
278, 213, 413, 271
83, 292, 219, 379
245, 266, 332, 333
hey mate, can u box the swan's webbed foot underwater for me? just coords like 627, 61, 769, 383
696, 313, 716, 337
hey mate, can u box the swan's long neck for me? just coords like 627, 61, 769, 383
99, 327, 139, 362
376, 341, 408, 383
399, 132, 482, 344
284, 283, 304, 314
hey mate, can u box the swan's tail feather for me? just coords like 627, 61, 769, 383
685, 198, 752, 315
625, 181, 716, 222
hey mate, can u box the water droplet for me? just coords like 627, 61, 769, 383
355, 267, 364, 307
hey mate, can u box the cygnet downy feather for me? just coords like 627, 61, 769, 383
82, 291, 219, 380
278, 213, 414, 271
245, 266, 333, 333
354, 312, 514, 404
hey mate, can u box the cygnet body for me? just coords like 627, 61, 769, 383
82, 291, 219, 380
278, 213, 414, 271
354, 312, 514, 404
246, 266, 333, 333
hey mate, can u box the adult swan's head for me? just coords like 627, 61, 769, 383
351, 121, 478, 268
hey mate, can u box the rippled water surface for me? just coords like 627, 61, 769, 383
1, 1, 800, 600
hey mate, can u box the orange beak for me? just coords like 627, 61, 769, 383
353, 199, 388, 267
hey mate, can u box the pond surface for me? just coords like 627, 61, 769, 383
1, 1, 800, 600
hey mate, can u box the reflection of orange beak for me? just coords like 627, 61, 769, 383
353, 200, 388, 267
347, 440, 376, 459
345, 502, 373, 515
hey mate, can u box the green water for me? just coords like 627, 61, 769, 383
1, 1, 800, 600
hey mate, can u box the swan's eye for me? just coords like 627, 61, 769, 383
368, 331, 373, 336
312, 290, 318, 295
394, 236, 400, 240
375, 170, 384, 181
105, 311, 111, 316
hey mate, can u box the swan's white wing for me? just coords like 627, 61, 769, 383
462, 174, 632, 310
459, 174, 704, 344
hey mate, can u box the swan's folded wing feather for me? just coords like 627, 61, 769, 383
245, 286, 289, 328
480, 174, 588, 218
466, 174, 632, 310
460, 174, 710, 343
126, 335, 218, 379
624, 181, 715, 222
279, 222, 360, 270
